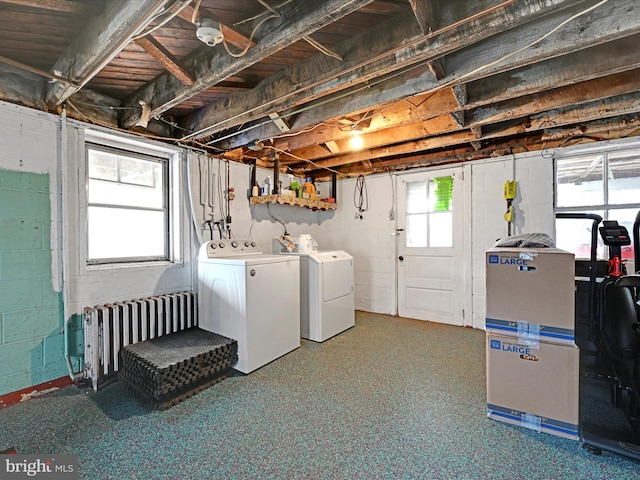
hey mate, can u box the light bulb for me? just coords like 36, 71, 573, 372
350, 134, 364, 150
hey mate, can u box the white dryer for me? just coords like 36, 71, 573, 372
198, 239, 300, 373
274, 239, 355, 342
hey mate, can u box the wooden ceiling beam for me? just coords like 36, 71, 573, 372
331, 119, 640, 179
466, 34, 640, 108
468, 69, 640, 127
120, 0, 375, 129
408, 0, 440, 34
45, 0, 168, 106
0, 0, 100, 14
134, 36, 194, 86
187, 0, 585, 141
217, 0, 640, 151
287, 89, 640, 172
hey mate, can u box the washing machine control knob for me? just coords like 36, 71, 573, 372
218, 242, 225, 248
231, 241, 238, 248
251, 241, 256, 247
209, 243, 216, 249
244, 241, 250, 247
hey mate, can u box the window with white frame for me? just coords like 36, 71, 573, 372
86, 144, 170, 264
554, 148, 640, 269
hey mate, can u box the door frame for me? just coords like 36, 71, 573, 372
391, 164, 473, 327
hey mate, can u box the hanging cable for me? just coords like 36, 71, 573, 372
223, 12, 278, 58
303, 36, 342, 61
191, 0, 202, 23
267, 203, 288, 235
132, 0, 193, 40
257, 0, 280, 16
354, 175, 368, 219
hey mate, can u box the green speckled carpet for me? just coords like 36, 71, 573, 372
1, 312, 638, 479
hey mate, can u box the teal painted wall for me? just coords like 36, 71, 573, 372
0, 169, 73, 395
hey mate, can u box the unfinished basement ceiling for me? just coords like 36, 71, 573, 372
0, 0, 639, 180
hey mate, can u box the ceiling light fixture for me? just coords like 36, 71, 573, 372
196, 18, 224, 47
349, 125, 364, 150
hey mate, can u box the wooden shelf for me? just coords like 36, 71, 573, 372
249, 194, 337, 211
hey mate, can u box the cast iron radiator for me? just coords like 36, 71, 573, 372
84, 292, 197, 391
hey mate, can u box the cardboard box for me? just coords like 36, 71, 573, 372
486, 333, 579, 440
485, 247, 575, 345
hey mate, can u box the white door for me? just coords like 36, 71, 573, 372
397, 168, 465, 325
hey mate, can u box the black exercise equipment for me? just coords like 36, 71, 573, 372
557, 212, 640, 460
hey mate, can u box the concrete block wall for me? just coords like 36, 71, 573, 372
0, 166, 68, 394
1, 98, 635, 398
469, 155, 555, 329
0, 101, 195, 397
309, 175, 397, 315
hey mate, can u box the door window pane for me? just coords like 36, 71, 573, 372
429, 211, 453, 247
405, 176, 453, 248
406, 214, 427, 247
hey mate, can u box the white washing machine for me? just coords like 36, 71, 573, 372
198, 239, 300, 373
273, 238, 355, 342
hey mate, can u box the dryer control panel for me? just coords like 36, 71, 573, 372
200, 239, 262, 258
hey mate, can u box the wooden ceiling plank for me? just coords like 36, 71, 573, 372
219, 0, 640, 150
176, 5, 255, 51
273, 89, 458, 151
290, 90, 640, 171
45, 0, 168, 106
182, 8, 422, 139
0, 0, 98, 14
187, 0, 584, 141
468, 69, 640, 127
540, 114, 640, 141
134, 36, 194, 86
466, 34, 640, 108
121, 0, 375, 129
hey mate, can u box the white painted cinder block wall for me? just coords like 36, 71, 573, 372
3, 98, 637, 395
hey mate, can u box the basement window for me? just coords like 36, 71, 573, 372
555, 148, 640, 269
86, 144, 171, 264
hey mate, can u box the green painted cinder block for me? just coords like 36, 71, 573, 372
0, 338, 43, 375
0, 219, 44, 250
66, 313, 85, 358
0, 170, 47, 192
42, 281, 60, 308
2, 306, 62, 343
0, 190, 51, 221
0, 361, 68, 397
0, 250, 52, 280
44, 333, 65, 365
0, 279, 43, 311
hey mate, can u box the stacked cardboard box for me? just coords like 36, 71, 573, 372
485, 247, 579, 440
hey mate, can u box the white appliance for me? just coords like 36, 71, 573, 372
273, 236, 355, 342
198, 239, 300, 373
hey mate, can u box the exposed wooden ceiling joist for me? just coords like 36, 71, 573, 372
0, 0, 638, 179
215, 0, 640, 152
188, 0, 587, 143
120, 0, 376, 129
45, 0, 169, 107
